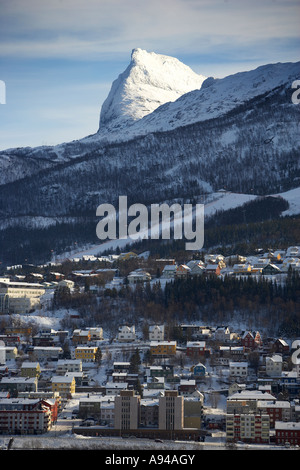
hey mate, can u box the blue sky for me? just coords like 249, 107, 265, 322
0, 0, 299, 150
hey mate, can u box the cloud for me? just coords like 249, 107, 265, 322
0, 0, 299, 61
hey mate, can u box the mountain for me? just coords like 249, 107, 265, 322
99, 48, 207, 134
0, 50, 299, 265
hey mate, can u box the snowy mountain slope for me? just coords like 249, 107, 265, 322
101, 60, 300, 140
98, 48, 206, 133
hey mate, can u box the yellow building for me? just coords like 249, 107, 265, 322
75, 346, 99, 362
51, 375, 76, 399
150, 341, 177, 357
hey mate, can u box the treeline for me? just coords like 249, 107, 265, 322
112, 267, 300, 337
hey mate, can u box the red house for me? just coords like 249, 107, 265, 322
241, 331, 262, 350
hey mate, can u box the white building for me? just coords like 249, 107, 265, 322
229, 361, 248, 379
149, 325, 164, 342
266, 355, 283, 377
0, 281, 45, 314
118, 325, 136, 342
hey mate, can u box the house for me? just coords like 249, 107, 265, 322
262, 263, 282, 275
191, 363, 206, 378
127, 269, 151, 284
74, 346, 100, 362
3, 346, 18, 360
28, 346, 63, 362
265, 355, 283, 377
186, 341, 208, 358
232, 264, 252, 275
273, 338, 289, 354
72, 329, 91, 345
56, 359, 82, 375
105, 382, 128, 396
215, 326, 231, 343
229, 362, 248, 380
51, 375, 76, 399
178, 379, 198, 396
205, 264, 221, 276
241, 331, 262, 350
20, 361, 41, 379
117, 325, 136, 342
149, 325, 164, 342
89, 327, 104, 341
150, 341, 177, 357
161, 264, 177, 279
176, 265, 191, 278
188, 262, 205, 277
0, 377, 38, 394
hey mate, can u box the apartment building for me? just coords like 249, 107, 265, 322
226, 413, 270, 443
114, 390, 140, 430
0, 399, 52, 435
0, 281, 45, 314
158, 391, 184, 431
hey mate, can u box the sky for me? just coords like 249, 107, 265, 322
0, 0, 299, 150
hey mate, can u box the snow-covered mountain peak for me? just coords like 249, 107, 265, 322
98, 48, 207, 133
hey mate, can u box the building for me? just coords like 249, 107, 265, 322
186, 341, 207, 358
21, 362, 41, 379
0, 399, 52, 435
226, 413, 270, 443
0, 377, 38, 394
257, 400, 291, 427
74, 346, 99, 362
72, 329, 91, 345
51, 375, 75, 399
159, 390, 184, 430
114, 390, 140, 430
117, 325, 136, 342
265, 355, 283, 377
227, 390, 276, 415
229, 362, 248, 380
241, 331, 262, 350
28, 346, 63, 362
184, 397, 203, 429
0, 281, 45, 314
149, 325, 164, 342
150, 341, 176, 357
275, 421, 300, 446
192, 363, 206, 378
56, 359, 82, 375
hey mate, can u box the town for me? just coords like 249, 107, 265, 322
0, 244, 299, 450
